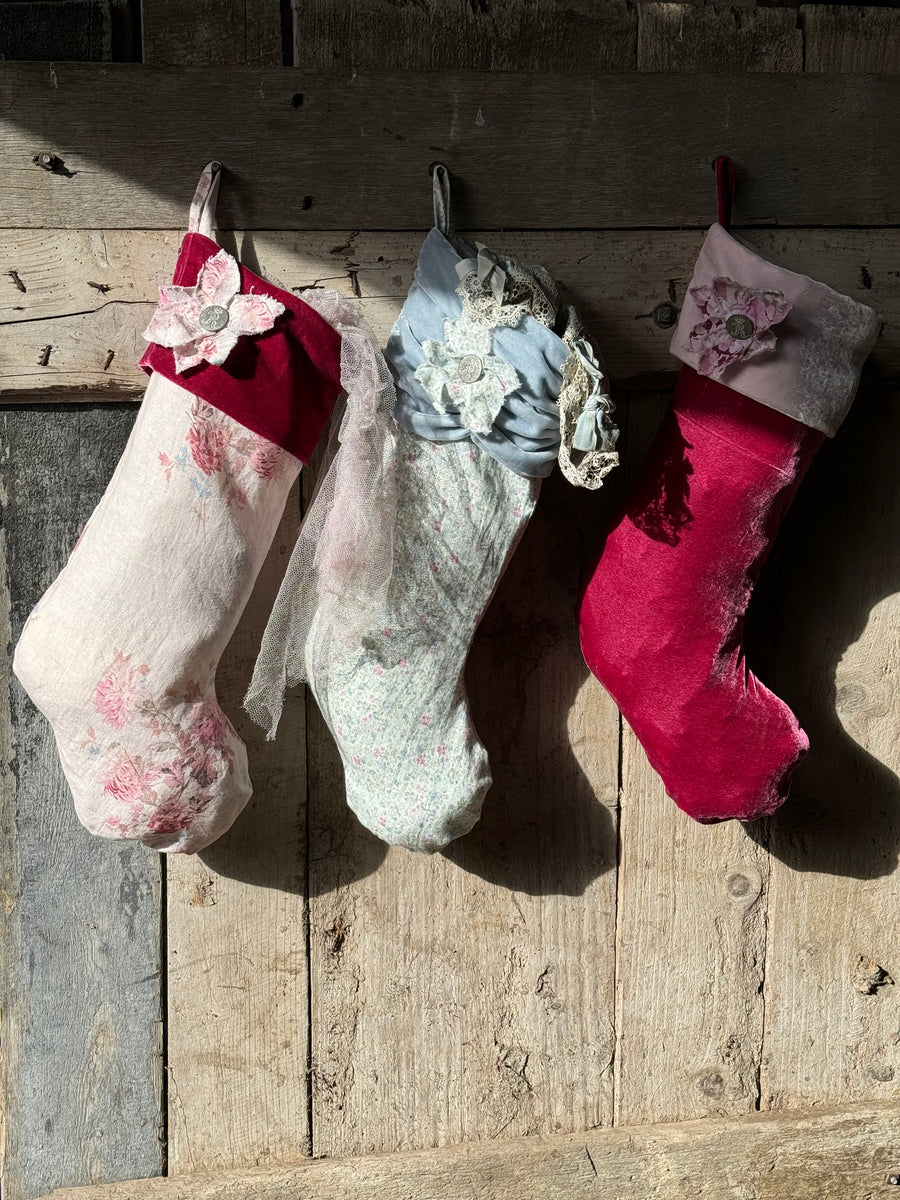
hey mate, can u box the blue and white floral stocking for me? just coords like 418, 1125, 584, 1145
247, 165, 618, 852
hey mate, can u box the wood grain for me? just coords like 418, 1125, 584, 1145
143, 0, 284, 66
291, 0, 636, 71
612, 392, 770, 1125
637, 5, 803, 71
165, 490, 311, 1174
0, 407, 163, 1200
0, 0, 139, 62
757, 385, 900, 1110
0, 66, 896, 229
38, 1100, 900, 1200
1, 228, 895, 397
306, 468, 620, 1153
802, 5, 900, 73
145, 2, 311, 1174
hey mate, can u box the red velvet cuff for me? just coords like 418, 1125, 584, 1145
140, 232, 342, 463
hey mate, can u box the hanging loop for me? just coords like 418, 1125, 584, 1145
188, 160, 223, 238
714, 155, 735, 230
431, 162, 454, 238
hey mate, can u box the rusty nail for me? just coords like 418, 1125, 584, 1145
87, 281, 112, 294
652, 302, 678, 329
102, 350, 115, 371
37, 345, 52, 366
8, 270, 26, 293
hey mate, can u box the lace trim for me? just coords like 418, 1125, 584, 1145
456, 256, 560, 330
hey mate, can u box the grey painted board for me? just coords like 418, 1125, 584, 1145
0, 65, 896, 229
1, 405, 164, 1199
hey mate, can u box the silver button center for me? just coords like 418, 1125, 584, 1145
725, 313, 755, 341
457, 354, 484, 384
199, 304, 230, 333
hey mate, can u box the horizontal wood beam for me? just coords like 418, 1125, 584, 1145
1, 228, 894, 396
39, 1100, 900, 1200
0, 65, 896, 228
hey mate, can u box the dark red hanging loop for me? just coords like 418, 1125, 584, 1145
714, 155, 735, 230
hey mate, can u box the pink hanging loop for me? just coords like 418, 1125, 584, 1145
714, 155, 735, 230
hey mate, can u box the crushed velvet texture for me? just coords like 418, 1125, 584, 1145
141, 232, 342, 463
579, 367, 824, 822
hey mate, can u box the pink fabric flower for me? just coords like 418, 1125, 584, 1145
103, 754, 159, 803
143, 248, 285, 374
94, 651, 139, 729
685, 276, 791, 381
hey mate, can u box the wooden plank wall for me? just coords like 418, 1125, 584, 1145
0, 2, 898, 1197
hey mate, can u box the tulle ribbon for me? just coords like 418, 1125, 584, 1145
244, 289, 398, 737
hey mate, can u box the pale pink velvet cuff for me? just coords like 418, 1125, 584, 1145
670, 224, 881, 436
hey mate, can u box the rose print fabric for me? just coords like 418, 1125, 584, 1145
13, 163, 344, 853
14, 372, 300, 851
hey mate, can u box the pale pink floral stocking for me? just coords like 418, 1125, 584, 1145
13, 164, 343, 852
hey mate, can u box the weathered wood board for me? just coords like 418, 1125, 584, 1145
291, 0, 637, 71
3, 0, 900, 1192
0, 406, 164, 1197
760, 384, 900, 1109
142, 0, 284, 67
612, 392, 770, 1126
36, 1100, 900, 1200
165, 491, 311, 1175
1, 228, 895, 397
306, 468, 621, 1155
0, 66, 897, 229
802, 4, 900, 73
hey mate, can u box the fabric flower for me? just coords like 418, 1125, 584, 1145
415, 314, 520, 435
686, 276, 791, 380
143, 248, 285, 374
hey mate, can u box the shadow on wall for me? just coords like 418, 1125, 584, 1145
204, 381, 899, 895
444, 466, 620, 898
745, 384, 900, 881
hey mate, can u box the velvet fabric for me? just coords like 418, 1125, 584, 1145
141, 232, 343, 463
579, 366, 824, 822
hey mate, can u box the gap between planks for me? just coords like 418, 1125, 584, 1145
0, 227, 895, 397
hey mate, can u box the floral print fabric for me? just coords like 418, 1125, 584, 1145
13, 371, 301, 853
304, 426, 536, 852
89, 651, 237, 840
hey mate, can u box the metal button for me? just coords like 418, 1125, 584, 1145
199, 304, 229, 333
457, 354, 484, 384
725, 313, 755, 340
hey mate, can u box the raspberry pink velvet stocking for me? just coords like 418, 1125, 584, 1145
579, 163, 880, 822
13, 163, 342, 852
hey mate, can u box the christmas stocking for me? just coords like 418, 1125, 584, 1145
579, 159, 880, 823
246, 165, 619, 852
13, 162, 343, 853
